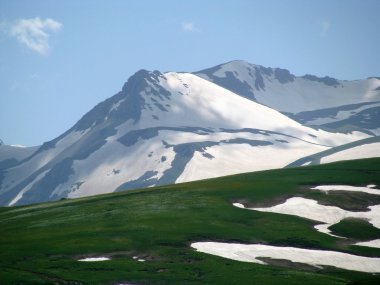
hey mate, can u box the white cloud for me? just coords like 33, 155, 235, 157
9, 17, 62, 55
321, 19, 330, 36
181, 21, 200, 33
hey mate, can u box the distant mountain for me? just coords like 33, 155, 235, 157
0, 61, 378, 206
0, 143, 39, 170
195, 60, 380, 134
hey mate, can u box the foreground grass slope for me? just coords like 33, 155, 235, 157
1, 158, 380, 284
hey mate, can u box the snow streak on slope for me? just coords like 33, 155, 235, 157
287, 136, 380, 167
321, 142, 380, 164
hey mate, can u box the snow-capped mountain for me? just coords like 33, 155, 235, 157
0, 142, 39, 170
0, 62, 378, 206
195, 60, 380, 135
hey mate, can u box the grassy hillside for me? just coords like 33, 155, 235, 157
1, 158, 380, 284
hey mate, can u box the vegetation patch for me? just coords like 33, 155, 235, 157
329, 218, 380, 241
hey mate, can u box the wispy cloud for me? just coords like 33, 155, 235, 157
8, 17, 62, 55
321, 19, 331, 36
181, 21, 200, 33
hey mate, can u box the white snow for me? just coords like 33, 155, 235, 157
191, 242, 380, 272
197, 61, 380, 113
311, 185, 380, 196
355, 239, 380, 249
9, 144, 27, 148
78, 257, 110, 262
232, 202, 245, 208
235, 197, 380, 237
176, 137, 328, 183
303, 102, 380, 126
254, 74, 380, 113
320, 142, 380, 164
140, 72, 368, 147
61, 137, 175, 199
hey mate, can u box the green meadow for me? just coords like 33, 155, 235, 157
1, 158, 380, 284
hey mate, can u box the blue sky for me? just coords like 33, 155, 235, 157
1, 0, 379, 146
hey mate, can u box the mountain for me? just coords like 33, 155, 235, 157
0, 142, 39, 170
0, 62, 378, 206
195, 60, 380, 134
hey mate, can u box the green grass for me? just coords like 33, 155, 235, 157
1, 158, 380, 284
329, 218, 380, 241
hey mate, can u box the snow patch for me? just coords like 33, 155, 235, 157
232, 202, 245, 208
191, 242, 380, 273
132, 256, 145, 262
235, 197, 380, 237
9, 144, 27, 148
355, 239, 380, 249
311, 185, 380, 196
78, 257, 110, 262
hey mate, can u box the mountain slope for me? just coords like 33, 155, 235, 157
195, 60, 380, 133
1, 62, 377, 206
1, 158, 380, 284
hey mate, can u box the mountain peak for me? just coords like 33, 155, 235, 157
121, 69, 164, 92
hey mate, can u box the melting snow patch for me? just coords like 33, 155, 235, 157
133, 256, 145, 262
78, 257, 110, 262
232, 202, 245, 208
355, 239, 380, 249
234, 198, 380, 237
311, 185, 380, 196
191, 242, 380, 273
